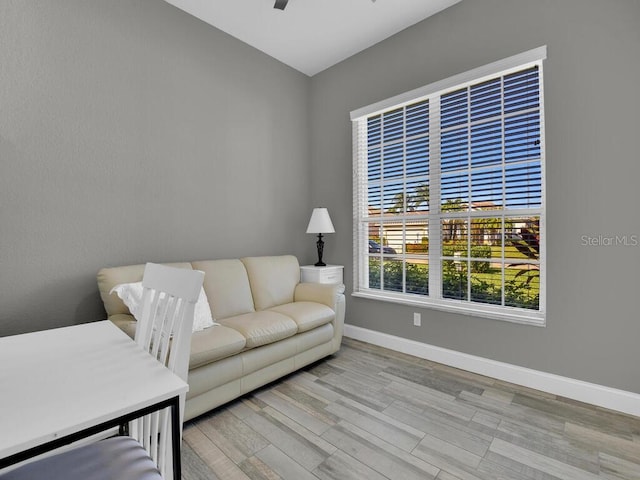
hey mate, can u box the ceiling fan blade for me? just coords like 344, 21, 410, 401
274, 0, 289, 10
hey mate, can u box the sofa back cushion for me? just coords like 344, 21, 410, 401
192, 259, 255, 320
241, 255, 300, 311
97, 262, 194, 317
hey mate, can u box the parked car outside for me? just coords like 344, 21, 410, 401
368, 240, 397, 255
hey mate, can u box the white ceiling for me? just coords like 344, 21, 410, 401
164, 0, 462, 76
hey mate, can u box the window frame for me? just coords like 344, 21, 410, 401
351, 46, 547, 326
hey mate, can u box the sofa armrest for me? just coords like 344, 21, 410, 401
295, 282, 345, 353
294, 282, 340, 309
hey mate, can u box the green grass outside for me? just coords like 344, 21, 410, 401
489, 245, 535, 260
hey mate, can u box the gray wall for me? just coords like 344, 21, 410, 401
310, 0, 640, 393
0, 1, 311, 336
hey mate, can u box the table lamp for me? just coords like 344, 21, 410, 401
306, 208, 335, 266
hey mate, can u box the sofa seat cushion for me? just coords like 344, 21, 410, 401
220, 311, 298, 349
190, 325, 246, 368
269, 302, 334, 333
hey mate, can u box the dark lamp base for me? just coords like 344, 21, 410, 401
314, 234, 326, 267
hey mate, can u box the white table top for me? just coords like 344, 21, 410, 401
0, 321, 188, 461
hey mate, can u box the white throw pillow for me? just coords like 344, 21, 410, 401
110, 282, 217, 332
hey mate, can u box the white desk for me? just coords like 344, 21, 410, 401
0, 321, 188, 476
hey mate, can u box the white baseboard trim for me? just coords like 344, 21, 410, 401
343, 324, 640, 418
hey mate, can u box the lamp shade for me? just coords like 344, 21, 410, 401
306, 208, 335, 234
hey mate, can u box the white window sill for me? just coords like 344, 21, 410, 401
351, 290, 546, 327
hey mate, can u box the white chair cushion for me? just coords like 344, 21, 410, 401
0, 437, 161, 480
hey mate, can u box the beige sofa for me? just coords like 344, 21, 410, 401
97, 255, 345, 421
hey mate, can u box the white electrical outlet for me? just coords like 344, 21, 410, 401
413, 312, 421, 326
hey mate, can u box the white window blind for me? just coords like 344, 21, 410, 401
352, 47, 546, 325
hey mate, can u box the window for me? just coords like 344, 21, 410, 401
351, 47, 546, 325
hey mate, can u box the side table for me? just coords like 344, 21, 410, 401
300, 265, 344, 292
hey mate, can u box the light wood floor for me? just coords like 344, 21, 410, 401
182, 338, 640, 480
